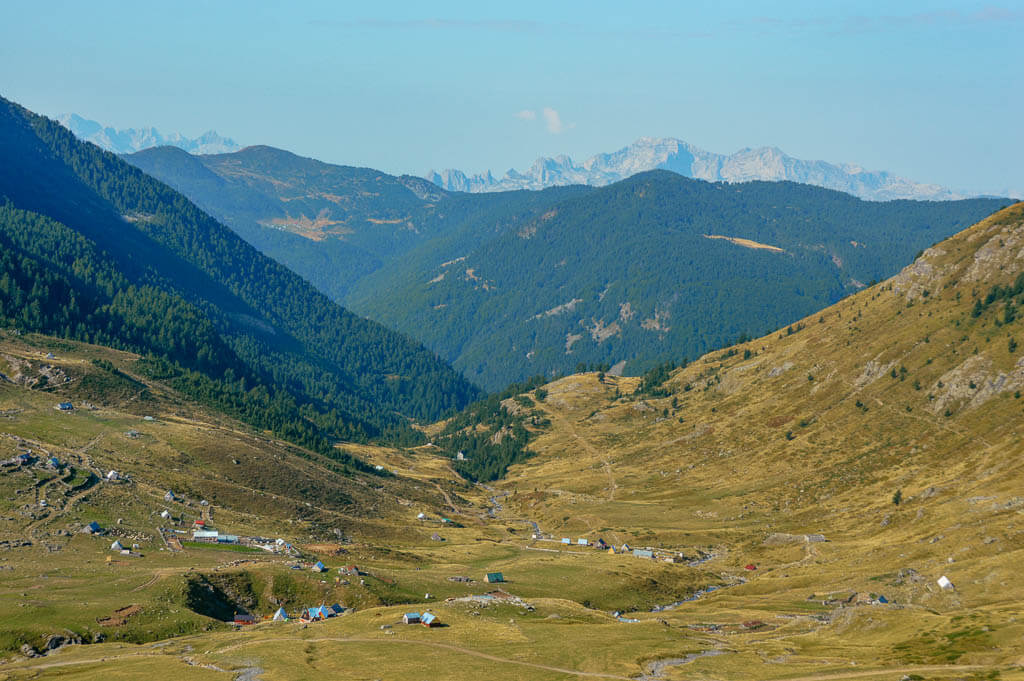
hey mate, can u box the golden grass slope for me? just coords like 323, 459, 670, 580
495, 202, 1024, 674
3, 204, 1024, 680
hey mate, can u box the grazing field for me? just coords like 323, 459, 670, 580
2, 204, 1024, 679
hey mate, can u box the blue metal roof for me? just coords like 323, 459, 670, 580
421, 612, 437, 625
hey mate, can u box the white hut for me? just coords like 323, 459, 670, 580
110, 540, 125, 551
160, 510, 171, 520
937, 575, 954, 590
106, 470, 120, 481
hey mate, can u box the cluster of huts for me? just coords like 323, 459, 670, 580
232, 603, 345, 626
401, 612, 439, 627
546, 535, 683, 562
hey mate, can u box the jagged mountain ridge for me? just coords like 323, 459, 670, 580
427, 136, 963, 201
58, 113, 241, 154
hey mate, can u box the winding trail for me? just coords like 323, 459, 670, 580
214, 635, 637, 679
8, 639, 986, 681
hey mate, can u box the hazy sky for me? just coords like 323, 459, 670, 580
3, 1, 1021, 195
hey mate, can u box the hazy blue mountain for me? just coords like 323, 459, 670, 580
427, 136, 964, 201
58, 113, 241, 154
126, 145, 585, 301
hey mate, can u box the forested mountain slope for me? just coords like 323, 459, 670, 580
479, 201, 1024, 678
348, 171, 1008, 388
0, 96, 480, 459
126, 145, 587, 301
131, 148, 1007, 391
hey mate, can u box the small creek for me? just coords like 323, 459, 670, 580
616, 578, 745, 622
640, 650, 727, 680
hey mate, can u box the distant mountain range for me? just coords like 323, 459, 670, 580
426, 137, 966, 202
58, 113, 241, 154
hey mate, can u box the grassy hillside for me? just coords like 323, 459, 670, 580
3, 205, 1022, 681
0, 330, 457, 655
0, 97, 481, 457
483, 201, 1024, 676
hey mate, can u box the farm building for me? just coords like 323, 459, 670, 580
110, 540, 125, 551
312, 561, 327, 572
217, 535, 238, 544
81, 521, 102, 534
938, 576, 954, 590
193, 530, 219, 541
421, 612, 438, 627
160, 510, 171, 520
577, 538, 589, 546
403, 612, 421, 624
632, 549, 654, 559
561, 537, 571, 544
106, 470, 120, 481
485, 572, 504, 583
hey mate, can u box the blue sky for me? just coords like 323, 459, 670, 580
2, 1, 1021, 195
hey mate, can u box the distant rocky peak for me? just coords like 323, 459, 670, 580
58, 113, 242, 155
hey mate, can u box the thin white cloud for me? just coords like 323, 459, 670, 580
542, 107, 574, 134
514, 109, 537, 120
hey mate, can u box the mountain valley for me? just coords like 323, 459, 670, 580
0, 96, 1022, 681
